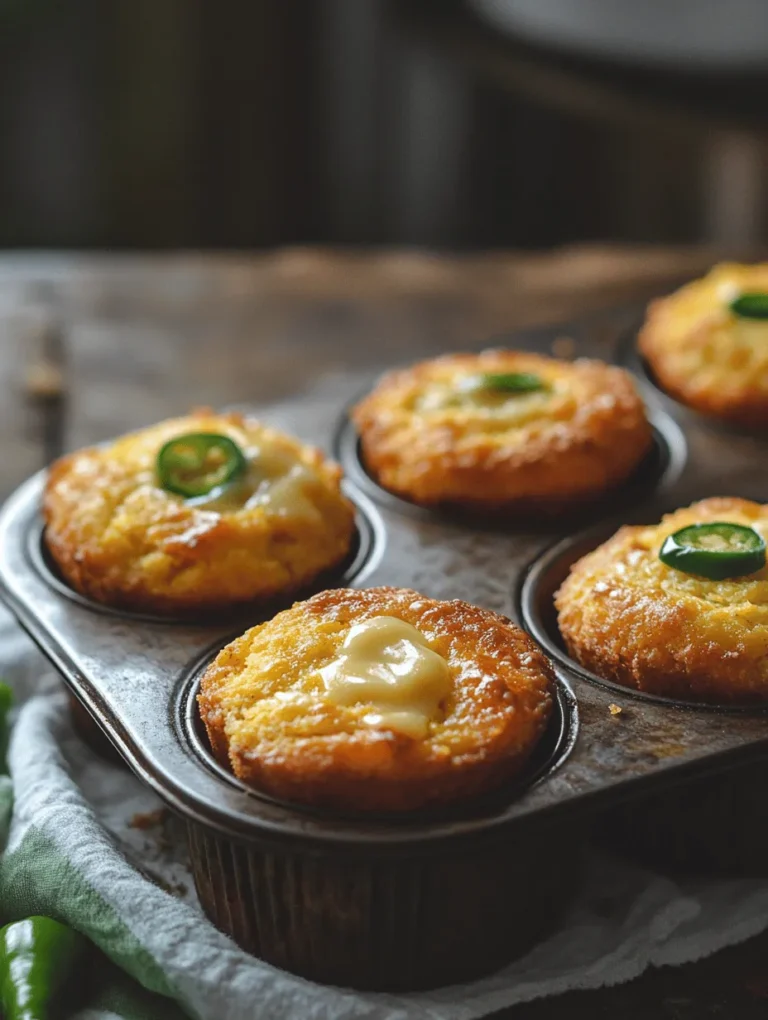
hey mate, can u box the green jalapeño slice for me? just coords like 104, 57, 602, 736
729, 292, 768, 320
659, 522, 766, 580
471, 372, 547, 394
157, 432, 247, 498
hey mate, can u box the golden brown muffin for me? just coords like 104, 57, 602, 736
43, 410, 356, 615
198, 586, 554, 812
639, 263, 768, 427
352, 351, 652, 512
556, 497, 768, 702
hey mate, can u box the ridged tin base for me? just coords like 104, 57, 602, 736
597, 758, 768, 876
187, 820, 580, 990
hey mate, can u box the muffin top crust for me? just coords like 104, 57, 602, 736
639, 263, 768, 426
353, 351, 652, 511
198, 586, 554, 812
556, 497, 768, 702
43, 410, 355, 615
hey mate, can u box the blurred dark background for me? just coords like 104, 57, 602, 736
1, 0, 767, 250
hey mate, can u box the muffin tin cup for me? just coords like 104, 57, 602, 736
519, 513, 768, 876
4, 304, 768, 987
180, 652, 578, 825
578, 318, 768, 874
175, 650, 586, 989
595, 760, 768, 878
335, 408, 686, 532
29, 487, 383, 627
619, 323, 768, 445
65, 646, 583, 990
66, 668, 586, 988
186, 816, 583, 991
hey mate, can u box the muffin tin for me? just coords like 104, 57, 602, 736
2, 303, 768, 989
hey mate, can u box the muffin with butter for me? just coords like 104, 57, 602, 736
352, 351, 652, 513
198, 586, 554, 812
639, 263, 768, 426
556, 497, 768, 702
43, 410, 356, 615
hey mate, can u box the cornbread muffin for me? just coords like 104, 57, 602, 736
640, 263, 768, 426
198, 586, 554, 812
556, 497, 768, 702
43, 411, 356, 615
352, 351, 652, 512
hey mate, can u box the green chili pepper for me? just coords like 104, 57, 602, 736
156, 432, 246, 498
659, 522, 766, 580
0, 682, 13, 773
0, 916, 90, 1019
472, 372, 547, 394
729, 293, 768, 320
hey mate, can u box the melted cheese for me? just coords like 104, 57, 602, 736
320, 616, 451, 738
186, 441, 321, 519
414, 375, 553, 423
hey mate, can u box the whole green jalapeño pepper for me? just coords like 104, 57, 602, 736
0, 916, 90, 1019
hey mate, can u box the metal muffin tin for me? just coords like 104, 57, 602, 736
2, 303, 768, 988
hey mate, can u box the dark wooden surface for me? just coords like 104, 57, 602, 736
3, 246, 768, 1018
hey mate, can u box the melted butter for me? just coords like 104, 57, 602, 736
185, 442, 321, 519
320, 616, 451, 739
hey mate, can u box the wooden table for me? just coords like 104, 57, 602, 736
3, 247, 768, 1018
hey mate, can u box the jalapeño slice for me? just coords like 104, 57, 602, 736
473, 372, 547, 394
729, 293, 768, 320
659, 521, 766, 581
157, 432, 246, 498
